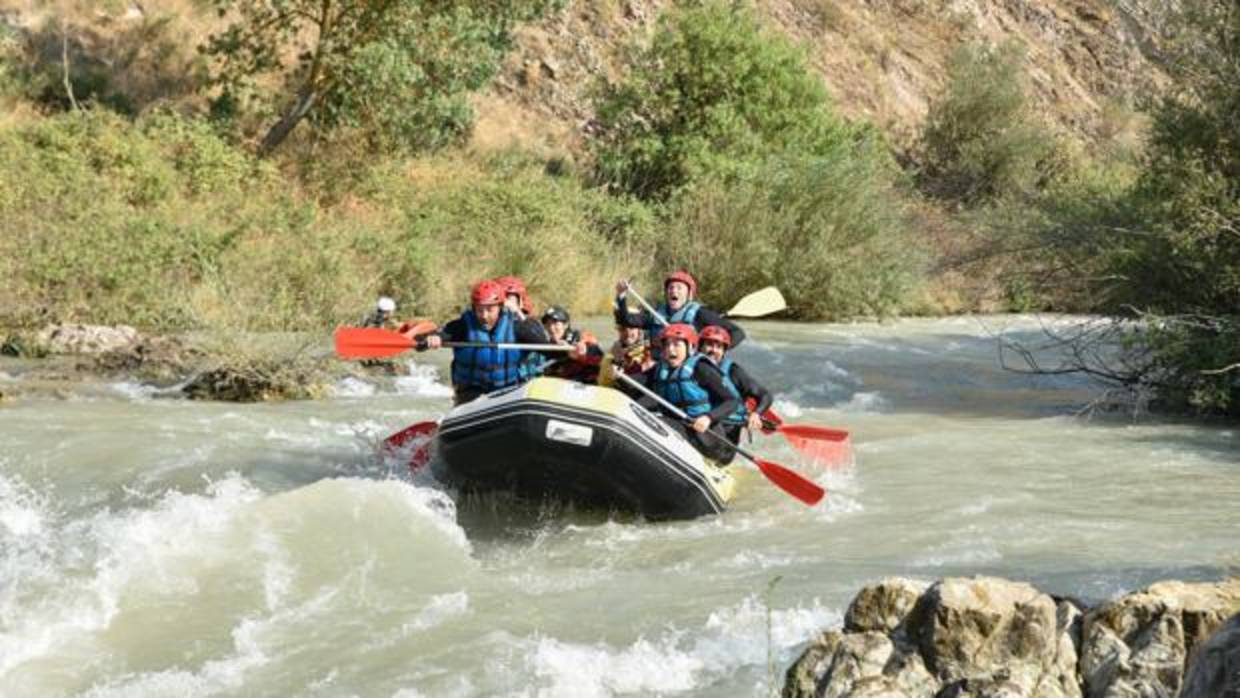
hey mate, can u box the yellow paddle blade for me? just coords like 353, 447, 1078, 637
726, 287, 786, 317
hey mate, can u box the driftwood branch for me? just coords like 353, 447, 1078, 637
61, 16, 79, 111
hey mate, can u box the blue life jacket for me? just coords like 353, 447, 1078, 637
518, 351, 546, 380
450, 310, 523, 390
653, 353, 711, 418
711, 357, 751, 425
649, 301, 701, 345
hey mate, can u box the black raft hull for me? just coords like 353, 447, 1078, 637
432, 377, 735, 520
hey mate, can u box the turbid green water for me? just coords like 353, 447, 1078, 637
2, 316, 1237, 697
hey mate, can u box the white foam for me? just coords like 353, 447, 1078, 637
521, 595, 841, 697
0, 472, 48, 539
400, 592, 470, 634
394, 363, 453, 398
0, 475, 264, 678
771, 399, 803, 418
107, 381, 155, 400
840, 391, 889, 414
330, 377, 377, 398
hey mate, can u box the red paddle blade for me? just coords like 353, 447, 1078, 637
384, 420, 438, 449
382, 421, 438, 472
753, 457, 825, 506
410, 442, 433, 471
779, 425, 853, 468
335, 327, 414, 359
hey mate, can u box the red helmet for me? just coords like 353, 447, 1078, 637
664, 270, 697, 298
471, 279, 504, 306
494, 275, 533, 314
660, 322, 699, 349
699, 325, 732, 348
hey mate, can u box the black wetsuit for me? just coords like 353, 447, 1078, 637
622, 358, 741, 464
720, 360, 773, 445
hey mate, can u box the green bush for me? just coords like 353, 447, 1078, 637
591, 0, 862, 201
204, 0, 558, 155
660, 151, 923, 319
0, 110, 655, 332
918, 42, 1062, 206
361, 150, 655, 319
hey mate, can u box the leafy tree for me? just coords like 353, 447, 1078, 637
917, 41, 1061, 206
1003, 2, 1240, 416
590, 0, 862, 201
203, 0, 556, 155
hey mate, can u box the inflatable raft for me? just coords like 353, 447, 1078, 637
432, 377, 736, 520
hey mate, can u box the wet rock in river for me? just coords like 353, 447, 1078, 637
1180, 611, 1240, 698
182, 358, 329, 402
784, 576, 1082, 697
1080, 578, 1240, 698
784, 576, 1240, 698
36, 323, 141, 354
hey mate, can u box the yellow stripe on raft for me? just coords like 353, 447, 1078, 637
527, 377, 630, 416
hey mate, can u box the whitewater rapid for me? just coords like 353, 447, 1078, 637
1, 316, 1236, 696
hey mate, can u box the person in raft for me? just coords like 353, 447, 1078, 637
698, 325, 772, 445
598, 306, 654, 387
622, 322, 740, 465
417, 279, 550, 405
362, 296, 398, 329
614, 270, 746, 352
533, 305, 603, 383
494, 276, 534, 321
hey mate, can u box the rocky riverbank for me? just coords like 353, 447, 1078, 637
0, 323, 364, 402
783, 575, 1240, 698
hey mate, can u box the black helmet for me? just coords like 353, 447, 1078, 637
615, 308, 645, 329
542, 305, 570, 324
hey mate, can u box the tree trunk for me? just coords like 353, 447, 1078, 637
257, 89, 318, 157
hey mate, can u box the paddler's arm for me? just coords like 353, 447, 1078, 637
514, 317, 550, 344
570, 333, 604, 365
614, 282, 656, 329
729, 363, 773, 415
416, 318, 465, 350
693, 361, 740, 426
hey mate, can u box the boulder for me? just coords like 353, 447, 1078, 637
1180, 611, 1240, 698
846, 578, 930, 634
1080, 578, 1240, 698
782, 629, 935, 698
914, 577, 1082, 698
785, 577, 1081, 698
35, 323, 140, 354
182, 358, 329, 402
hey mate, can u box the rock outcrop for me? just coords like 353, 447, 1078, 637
1080, 579, 1240, 698
1180, 612, 1240, 698
35, 323, 141, 354
784, 576, 1240, 698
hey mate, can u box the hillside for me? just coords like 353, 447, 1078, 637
474, 0, 1166, 157
0, 0, 1166, 157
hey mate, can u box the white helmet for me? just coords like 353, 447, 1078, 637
377, 296, 396, 313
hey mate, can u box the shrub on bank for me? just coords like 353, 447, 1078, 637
917, 42, 1063, 207
662, 152, 923, 319
0, 110, 654, 332
591, 0, 864, 203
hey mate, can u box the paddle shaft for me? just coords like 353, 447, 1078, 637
622, 284, 670, 327
612, 370, 760, 462
439, 342, 575, 351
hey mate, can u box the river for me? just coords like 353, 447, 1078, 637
1, 316, 1237, 697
